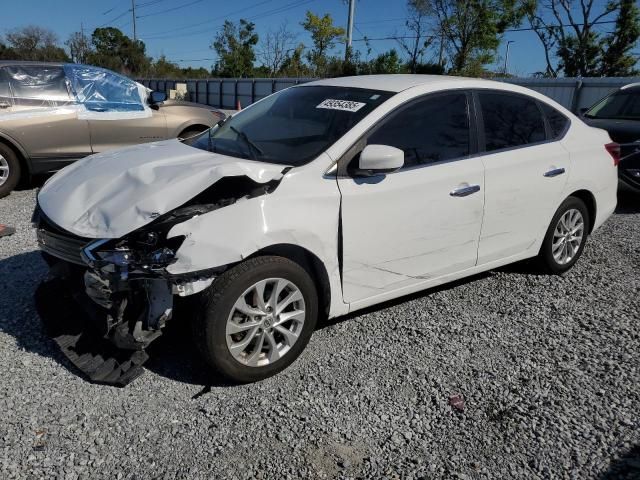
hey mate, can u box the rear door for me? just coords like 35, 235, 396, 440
338, 91, 485, 304
475, 90, 571, 265
65, 65, 167, 153
2, 65, 91, 163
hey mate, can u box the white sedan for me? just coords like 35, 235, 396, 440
34, 75, 618, 385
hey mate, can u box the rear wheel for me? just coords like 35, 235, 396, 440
0, 143, 21, 199
194, 256, 318, 383
538, 196, 590, 274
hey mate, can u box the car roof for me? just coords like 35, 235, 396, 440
302, 74, 510, 93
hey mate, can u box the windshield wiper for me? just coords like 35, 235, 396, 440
230, 125, 264, 160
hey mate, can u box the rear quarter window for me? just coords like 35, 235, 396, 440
540, 102, 569, 139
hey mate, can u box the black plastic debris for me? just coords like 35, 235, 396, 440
35, 278, 148, 387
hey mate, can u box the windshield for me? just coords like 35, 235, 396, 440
586, 90, 640, 120
183, 85, 393, 165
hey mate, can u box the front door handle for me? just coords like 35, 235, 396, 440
544, 167, 565, 178
450, 184, 481, 197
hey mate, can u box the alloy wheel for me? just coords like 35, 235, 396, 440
225, 278, 306, 367
0, 155, 9, 187
552, 208, 584, 265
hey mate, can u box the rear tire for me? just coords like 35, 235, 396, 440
0, 143, 21, 199
537, 196, 590, 274
194, 256, 318, 383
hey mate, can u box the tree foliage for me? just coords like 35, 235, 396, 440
527, 0, 640, 77
1, 25, 69, 61
426, 0, 525, 75
212, 19, 259, 78
301, 11, 346, 76
87, 27, 150, 75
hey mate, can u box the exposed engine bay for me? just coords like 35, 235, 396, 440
34, 175, 283, 386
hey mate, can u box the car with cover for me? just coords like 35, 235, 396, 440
0, 61, 224, 198
33, 75, 618, 385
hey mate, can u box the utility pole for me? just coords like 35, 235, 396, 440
345, 0, 355, 61
131, 0, 137, 41
504, 40, 514, 75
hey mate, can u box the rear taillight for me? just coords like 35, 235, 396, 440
605, 142, 621, 166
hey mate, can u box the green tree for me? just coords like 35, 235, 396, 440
600, 0, 640, 76
87, 27, 150, 75
369, 49, 404, 74
428, 0, 525, 75
301, 11, 345, 76
527, 0, 638, 77
278, 44, 312, 77
4, 25, 69, 61
212, 19, 259, 78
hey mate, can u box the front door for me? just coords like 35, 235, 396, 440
338, 92, 485, 305
64, 65, 168, 153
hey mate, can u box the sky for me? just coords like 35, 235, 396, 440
0, 0, 623, 77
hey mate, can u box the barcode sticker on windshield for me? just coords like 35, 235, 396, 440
316, 99, 366, 112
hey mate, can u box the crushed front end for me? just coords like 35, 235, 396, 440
33, 204, 221, 386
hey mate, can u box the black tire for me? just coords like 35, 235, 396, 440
194, 256, 318, 383
537, 196, 590, 274
0, 143, 21, 199
179, 127, 208, 139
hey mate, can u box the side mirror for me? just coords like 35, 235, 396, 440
149, 91, 167, 105
355, 144, 404, 176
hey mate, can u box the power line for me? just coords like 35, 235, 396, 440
136, 0, 206, 19
141, 0, 313, 40
140, 0, 275, 38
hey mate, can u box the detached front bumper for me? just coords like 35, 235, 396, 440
34, 211, 216, 386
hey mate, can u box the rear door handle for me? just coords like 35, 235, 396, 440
450, 184, 481, 197
544, 167, 565, 178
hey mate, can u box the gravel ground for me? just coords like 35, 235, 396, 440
1, 187, 639, 480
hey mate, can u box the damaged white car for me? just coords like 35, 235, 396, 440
33, 75, 618, 385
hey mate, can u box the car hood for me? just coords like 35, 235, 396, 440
37, 139, 288, 239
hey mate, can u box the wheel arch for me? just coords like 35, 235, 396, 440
567, 189, 597, 233
248, 243, 332, 321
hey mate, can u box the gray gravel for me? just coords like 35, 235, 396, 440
1, 187, 639, 480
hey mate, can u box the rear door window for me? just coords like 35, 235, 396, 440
366, 92, 471, 168
5, 65, 70, 102
479, 92, 546, 152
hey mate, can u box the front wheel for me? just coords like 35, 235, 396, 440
194, 256, 318, 383
0, 144, 21, 199
537, 196, 590, 274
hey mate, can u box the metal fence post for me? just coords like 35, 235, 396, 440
570, 79, 584, 113
251, 79, 255, 105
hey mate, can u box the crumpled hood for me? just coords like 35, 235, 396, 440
37, 139, 287, 239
